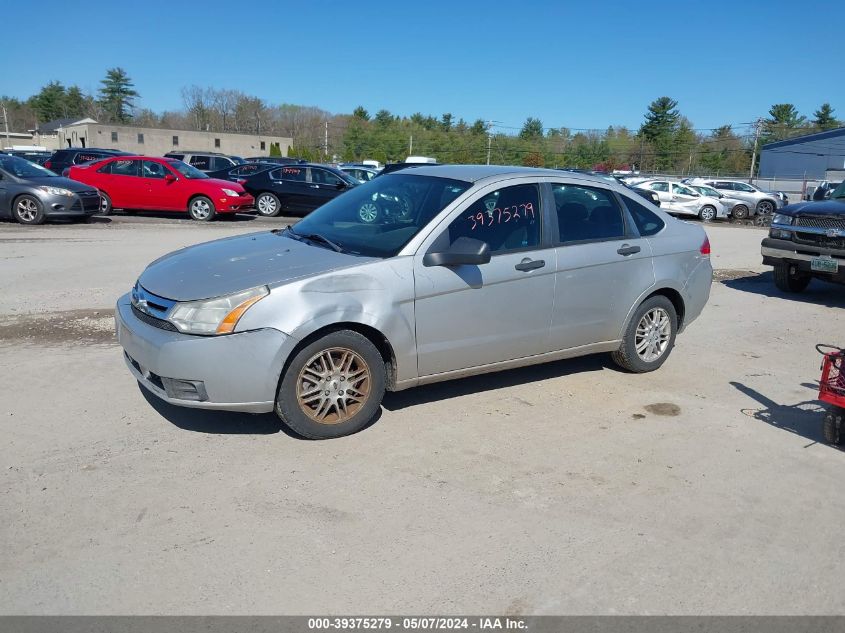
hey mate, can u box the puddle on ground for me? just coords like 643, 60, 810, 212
644, 402, 681, 416
0, 309, 116, 346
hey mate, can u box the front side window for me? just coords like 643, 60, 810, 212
673, 184, 697, 197
553, 184, 625, 243
288, 174, 470, 258
111, 159, 139, 177
441, 183, 541, 254
648, 182, 669, 192
168, 160, 208, 179
311, 168, 342, 186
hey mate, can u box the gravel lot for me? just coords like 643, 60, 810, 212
1, 215, 844, 615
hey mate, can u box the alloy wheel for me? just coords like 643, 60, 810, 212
16, 198, 38, 222
257, 194, 278, 215
758, 200, 774, 214
358, 202, 379, 223
635, 308, 671, 362
296, 347, 371, 424
191, 199, 211, 219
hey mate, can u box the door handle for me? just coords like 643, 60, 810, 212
515, 258, 545, 272
309, 184, 319, 188
617, 244, 641, 256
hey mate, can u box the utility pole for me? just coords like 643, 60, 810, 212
1, 102, 9, 146
749, 118, 762, 183
324, 121, 328, 161
409, 134, 413, 155
486, 120, 493, 165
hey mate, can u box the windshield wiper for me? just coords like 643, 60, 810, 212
282, 226, 344, 253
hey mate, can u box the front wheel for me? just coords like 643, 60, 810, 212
823, 407, 843, 445
276, 330, 386, 439
188, 196, 216, 221
13, 195, 45, 225
255, 192, 281, 217
699, 205, 717, 222
99, 192, 113, 216
773, 263, 811, 293
757, 200, 775, 215
732, 204, 749, 220
612, 295, 678, 373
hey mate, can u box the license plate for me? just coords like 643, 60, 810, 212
811, 257, 838, 273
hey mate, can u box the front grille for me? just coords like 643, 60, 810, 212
131, 304, 178, 331
796, 216, 845, 231
794, 232, 845, 250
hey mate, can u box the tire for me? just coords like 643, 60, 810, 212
612, 295, 678, 373
823, 407, 843, 445
699, 205, 717, 222
276, 329, 386, 439
732, 204, 749, 220
12, 195, 45, 225
773, 263, 811, 293
358, 201, 380, 224
757, 199, 775, 215
99, 192, 113, 216
255, 192, 281, 217
188, 196, 216, 221
754, 213, 771, 227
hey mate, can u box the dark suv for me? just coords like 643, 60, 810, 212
762, 182, 845, 292
44, 148, 130, 175
164, 152, 245, 172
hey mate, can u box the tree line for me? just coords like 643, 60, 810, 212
1, 69, 840, 176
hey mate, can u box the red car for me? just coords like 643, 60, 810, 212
67, 156, 254, 221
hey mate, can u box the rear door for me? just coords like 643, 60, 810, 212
106, 159, 142, 208
548, 182, 654, 349
271, 166, 309, 213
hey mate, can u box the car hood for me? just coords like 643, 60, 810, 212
28, 176, 97, 192
780, 200, 845, 217
138, 231, 373, 301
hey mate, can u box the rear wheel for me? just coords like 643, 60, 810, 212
99, 192, 113, 216
699, 205, 717, 222
276, 330, 386, 439
732, 204, 749, 220
12, 195, 45, 225
757, 200, 775, 215
773, 263, 811, 293
612, 295, 678, 373
188, 196, 216, 221
358, 201, 380, 223
256, 192, 281, 217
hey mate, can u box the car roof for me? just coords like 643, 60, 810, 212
165, 151, 231, 156
399, 164, 615, 185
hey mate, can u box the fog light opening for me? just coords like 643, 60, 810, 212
161, 378, 208, 402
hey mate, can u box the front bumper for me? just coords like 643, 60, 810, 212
42, 191, 101, 217
115, 294, 297, 413
761, 237, 845, 282
218, 193, 255, 213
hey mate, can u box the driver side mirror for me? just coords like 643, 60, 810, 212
423, 237, 491, 267
335, 181, 347, 190
164, 174, 176, 183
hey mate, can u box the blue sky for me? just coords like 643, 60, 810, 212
1, 0, 842, 135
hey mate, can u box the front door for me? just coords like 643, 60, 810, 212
413, 182, 556, 377
104, 158, 141, 208
670, 183, 702, 216
549, 182, 655, 348
141, 160, 173, 210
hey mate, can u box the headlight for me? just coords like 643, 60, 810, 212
38, 185, 74, 197
168, 286, 269, 335
772, 213, 793, 225
221, 188, 239, 197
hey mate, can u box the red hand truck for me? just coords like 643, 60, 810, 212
818, 345, 845, 445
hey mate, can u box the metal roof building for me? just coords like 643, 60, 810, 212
759, 127, 845, 179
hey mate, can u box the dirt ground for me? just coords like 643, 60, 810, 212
1, 214, 844, 615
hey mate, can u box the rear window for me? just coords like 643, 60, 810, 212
622, 196, 665, 236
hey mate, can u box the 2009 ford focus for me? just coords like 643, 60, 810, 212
115, 166, 712, 439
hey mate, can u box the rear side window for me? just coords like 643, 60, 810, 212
189, 155, 211, 170
553, 184, 625, 243
111, 159, 139, 177
276, 166, 306, 182
623, 196, 665, 236
75, 152, 104, 164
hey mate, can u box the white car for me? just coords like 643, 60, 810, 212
636, 180, 726, 221
685, 178, 783, 217
688, 184, 746, 219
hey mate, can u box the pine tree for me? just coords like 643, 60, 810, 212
761, 103, 806, 143
812, 103, 839, 131
519, 117, 543, 140
30, 81, 67, 123
638, 97, 681, 170
98, 67, 139, 123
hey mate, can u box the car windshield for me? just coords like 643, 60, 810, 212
284, 174, 471, 258
231, 156, 246, 165
0, 155, 58, 178
168, 160, 208, 179
831, 182, 845, 199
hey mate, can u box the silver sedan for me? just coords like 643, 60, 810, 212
115, 166, 712, 439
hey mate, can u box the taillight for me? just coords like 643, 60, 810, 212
45, 160, 52, 169
700, 236, 711, 256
